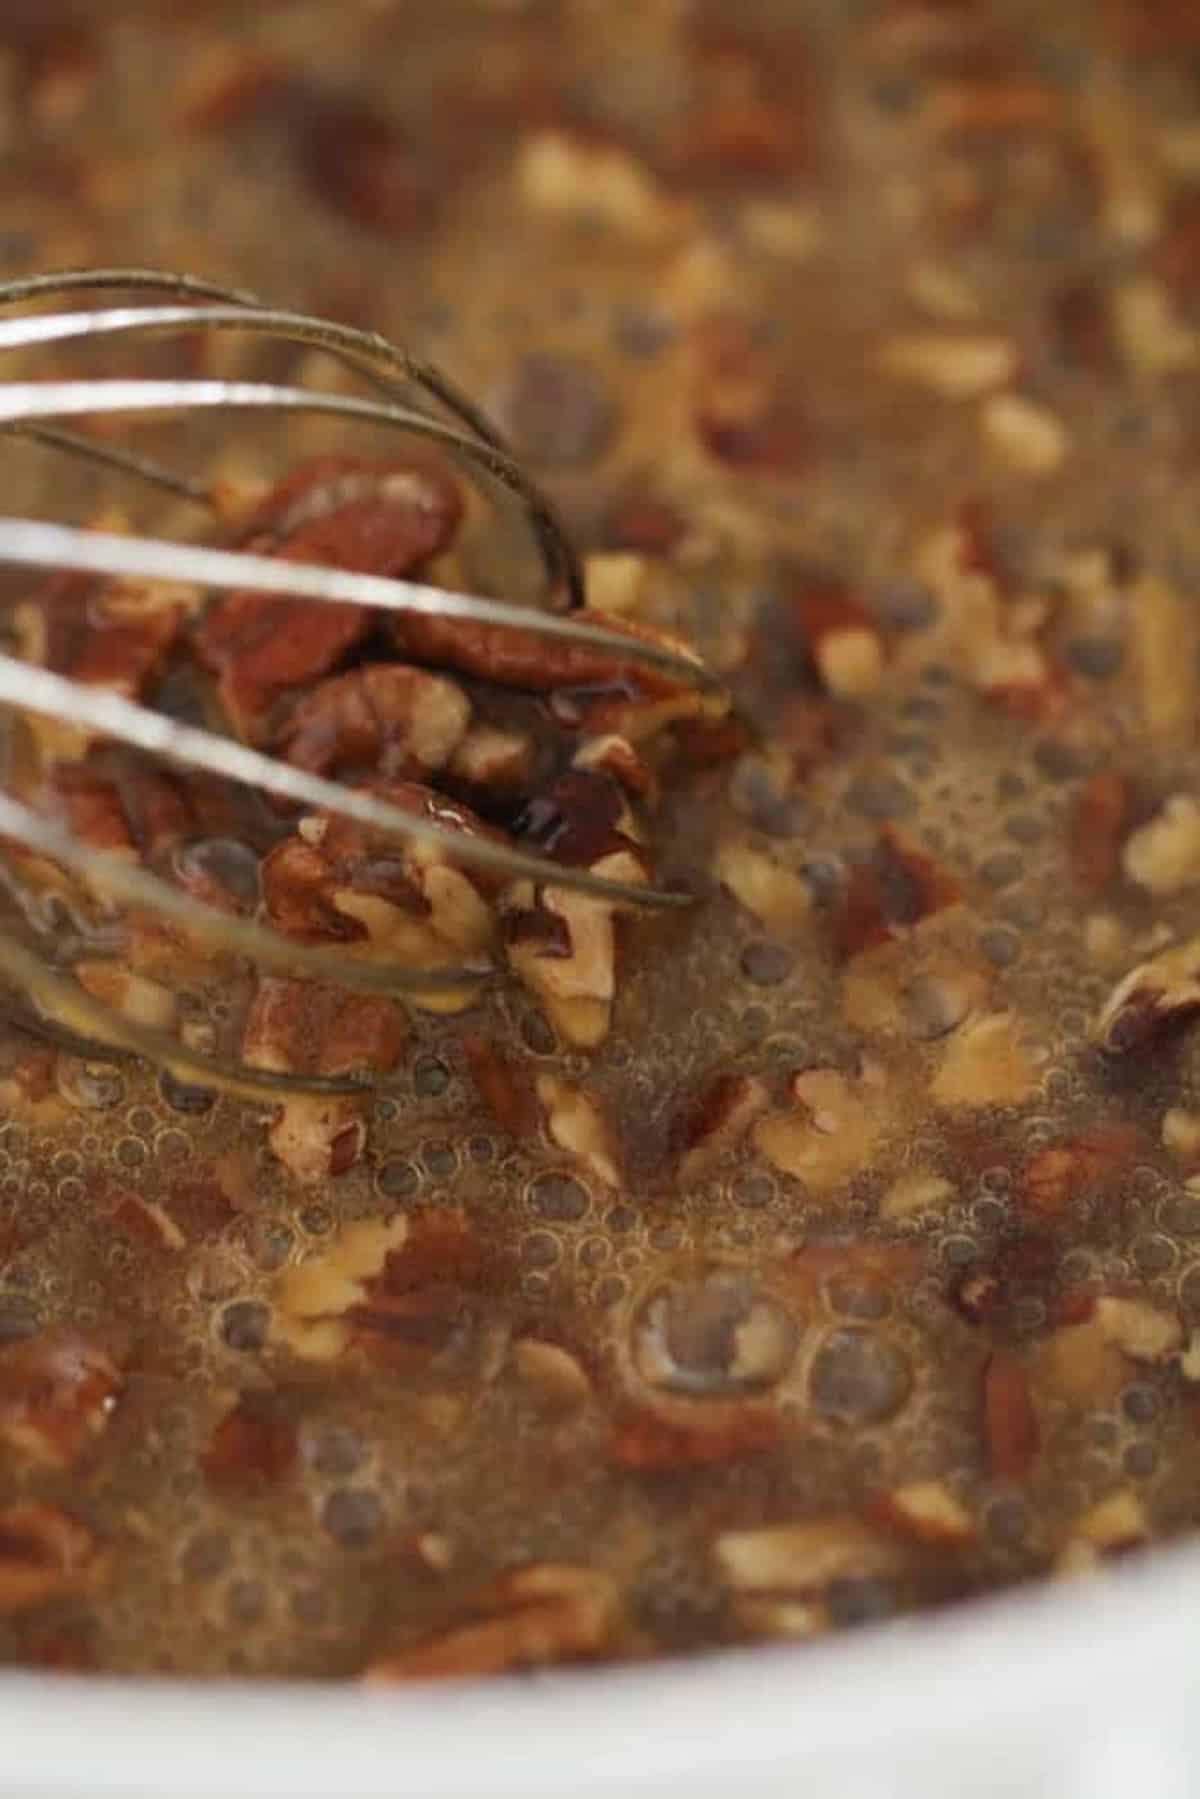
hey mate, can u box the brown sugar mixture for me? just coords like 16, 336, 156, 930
3, 0, 1200, 1678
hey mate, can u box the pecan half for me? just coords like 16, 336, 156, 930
196, 457, 462, 739
274, 1215, 410, 1362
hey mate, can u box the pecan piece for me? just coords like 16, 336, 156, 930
276, 664, 470, 781
871, 1482, 976, 1548
13, 567, 184, 760
714, 1517, 906, 1598
930, 1012, 1035, 1110
241, 977, 406, 1182
672, 1072, 769, 1185
1069, 770, 1131, 894
1093, 1295, 1182, 1364
793, 580, 885, 699
0, 1504, 108, 1614
754, 1064, 893, 1196
390, 606, 723, 744
201, 1394, 298, 1490
1095, 935, 1200, 1056
982, 1350, 1039, 1481
536, 1076, 620, 1188
364, 1564, 621, 1682
1056, 1490, 1148, 1578
0, 1330, 124, 1469
503, 846, 646, 1049
1123, 794, 1200, 896
611, 1401, 780, 1472
261, 782, 500, 1010
1016, 1124, 1139, 1220
274, 1215, 409, 1362
196, 457, 462, 739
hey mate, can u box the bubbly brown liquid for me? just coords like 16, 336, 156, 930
2, 0, 1200, 1678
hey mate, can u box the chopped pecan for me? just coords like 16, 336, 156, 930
504, 845, 645, 1048
201, 1394, 298, 1490
930, 1012, 1035, 1109
364, 1564, 621, 1681
276, 664, 470, 781
672, 1073, 769, 1185
1095, 935, 1200, 1056
716, 839, 811, 935
572, 735, 657, 808
512, 1338, 593, 1404
0, 1330, 124, 1468
1035, 1314, 1127, 1407
462, 1036, 537, 1139
0, 1504, 108, 1614
348, 1209, 497, 1375
879, 1171, 957, 1221
833, 828, 962, 961
871, 1481, 975, 1548
1016, 1125, 1139, 1221
1163, 1109, 1200, 1161
261, 782, 499, 1008
1056, 1491, 1148, 1578
714, 1516, 905, 1597
1069, 771, 1131, 894
296, 92, 433, 235
982, 1351, 1039, 1481
981, 392, 1071, 476
108, 1190, 187, 1252
536, 1076, 620, 1188
753, 1063, 892, 1196
447, 724, 536, 798
196, 457, 462, 739
1112, 278, 1198, 378
878, 332, 1018, 398
689, 312, 808, 474
793, 580, 885, 699
241, 977, 406, 1182
516, 130, 688, 242
611, 1401, 780, 1472
275, 1215, 410, 1362
1093, 1295, 1182, 1364
74, 961, 179, 1034
1123, 795, 1200, 896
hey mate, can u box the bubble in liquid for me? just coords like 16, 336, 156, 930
632, 1268, 798, 1396
529, 1173, 589, 1223
181, 1532, 231, 1581
321, 1487, 384, 1548
220, 1300, 270, 1352
521, 1230, 560, 1269
413, 1056, 451, 1098
376, 1160, 420, 1201
307, 1425, 366, 1477
421, 1140, 457, 1178
808, 1328, 913, 1424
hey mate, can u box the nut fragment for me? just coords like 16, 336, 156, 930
1094, 1295, 1182, 1364
982, 1350, 1039, 1481
201, 1394, 298, 1490
516, 130, 688, 242
1069, 771, 1131, 894
276, 664, 470, 781
536, 1076, 620, 1188
1056, 1490, 1148, 1577
716, 839, 811, 934
512, 1339, 593, 1403
1128, 573, 1197, 748
0, 1331, 124, 1468
931, 1012, 1035, 1110
980, 393, 1070, 475
242, 978, 406, 1182
879, 1171, 957, 1221
793, 582, 885, 699
714, 1516, 905, 1595
0, 1504, 108, 1614
1123, 795, 1200, 896
1163, 1109, 1200, 1160
872, 1481, 975, 1548
364, 1564, 620, 1681
1016, 1125, 1138, 1220
1095, 934, 1200, 1057
673, 1072, 769, 1185
275, 1215, 409, 1362
504, 846, 645, 1048
878, 333, 1018, 398
753, 1065, 887, 1196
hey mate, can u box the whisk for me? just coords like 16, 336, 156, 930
0, 269, 719, 1099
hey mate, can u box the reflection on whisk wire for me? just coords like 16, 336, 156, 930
0, 270, 715, 1097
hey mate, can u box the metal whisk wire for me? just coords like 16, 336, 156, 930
0, 270, 713, 1097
